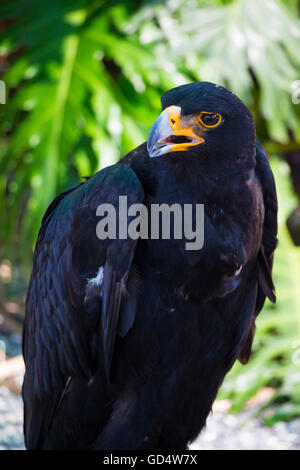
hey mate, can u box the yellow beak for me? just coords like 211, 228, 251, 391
147, 106, 204, 158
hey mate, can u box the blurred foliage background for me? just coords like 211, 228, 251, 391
0, 0, 300, 425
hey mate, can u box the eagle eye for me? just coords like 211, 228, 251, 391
198, 112, 222, 128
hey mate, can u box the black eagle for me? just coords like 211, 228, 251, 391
22, 82, 277, 450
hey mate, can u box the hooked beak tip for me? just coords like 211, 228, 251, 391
147, 108, 204, 158
147, 111, 172, 158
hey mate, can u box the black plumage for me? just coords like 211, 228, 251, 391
22, 82, 277, 450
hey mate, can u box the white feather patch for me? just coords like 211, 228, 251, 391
234, 265, 242, 276
88, 266, 104, 287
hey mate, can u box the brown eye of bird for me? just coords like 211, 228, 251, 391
199, 113, 221, 127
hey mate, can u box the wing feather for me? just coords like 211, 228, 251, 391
23, 163, 144, 448
238, 141, 278, 364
